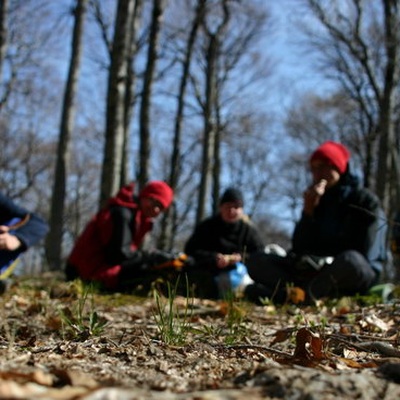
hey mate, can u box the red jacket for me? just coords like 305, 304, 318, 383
67, 183, 153, 288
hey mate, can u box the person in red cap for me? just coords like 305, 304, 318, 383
65, 181, 179, 292
245, 141, 388, 304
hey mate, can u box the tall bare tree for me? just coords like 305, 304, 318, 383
190, 0, 271, 223
158, 0, 206, 249
90, 0, 143, 189
99, 0, 136, 207
46, 0, 88, 270
376, 0, 400, 213
196, 0, 230, 224
0, 0, 8, 80
137, 0, 166, 189
121, 0, 143, 187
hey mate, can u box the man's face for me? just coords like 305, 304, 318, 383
219, 202, 243, 223
140, 197, 165, 218
310, 160, 341, 188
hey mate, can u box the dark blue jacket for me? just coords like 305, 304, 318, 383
292, 173, 387, 275
0, 192, 48, 252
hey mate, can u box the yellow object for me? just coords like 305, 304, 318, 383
0, 258, 20, 280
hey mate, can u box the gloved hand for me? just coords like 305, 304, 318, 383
147, 251, 194, 271
181, 255, 195, 269
145, 250, 177, 268
170, 254, 196, 271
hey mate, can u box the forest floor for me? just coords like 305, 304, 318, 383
0, 273, 400, 399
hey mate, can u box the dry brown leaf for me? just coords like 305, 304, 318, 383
270, 329, 292, 345
339, 325, 351, 334
337, 357, 378, 369
336, 306, 351, 315
363, 314, 391, 332
0, 380, 90, 399
0, 370, 53, 387
293, 327, 326, 364
342, 348, 360, 359
218, 301, 229, 316
52, 369, 99, 388
46, 315, 63, 331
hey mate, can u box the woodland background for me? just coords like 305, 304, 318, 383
1, 0, 399, 279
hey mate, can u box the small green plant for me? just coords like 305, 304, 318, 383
195, 323, 224, 341
1, 319, 17, 350
152, 275, 193, 345
58, 283, 107, 340
223, 292, 250, 344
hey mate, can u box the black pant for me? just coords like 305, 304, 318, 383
245, 250, 379, 303
118, 262, 220, 298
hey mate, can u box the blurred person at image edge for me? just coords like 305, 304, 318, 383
0, 192, 48, 291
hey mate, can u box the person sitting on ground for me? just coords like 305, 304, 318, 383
184, 187, 265, 298
245, 141, 388, 304
65, 181, 182, 293
0, 192, 49, 285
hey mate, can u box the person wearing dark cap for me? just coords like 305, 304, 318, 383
184, 187, 264, 298
65, 181, 180, 292
245, 141, 389, 304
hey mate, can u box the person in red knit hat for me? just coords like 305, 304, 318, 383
65, 181, 182, 292
244, 141, 389, 304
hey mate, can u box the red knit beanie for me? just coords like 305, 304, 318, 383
310, 141, 350, 174
139, 181, 174, 209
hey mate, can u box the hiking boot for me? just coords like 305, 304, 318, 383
0, 279, 10, 295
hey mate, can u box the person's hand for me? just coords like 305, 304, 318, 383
147, 249, 176, 265
0, 226, 22, 251
216, 253, 241, 269
302, 179, 327, 216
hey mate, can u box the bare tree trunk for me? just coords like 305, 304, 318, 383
170, 0, 205, 193
376, 0, 399, 214
99, 0, 136, 207
90, 0, 141, 188
46, 0, 88, 270
196, 0, 230, 224
212, 97, 222, 214
0, 0, 7, 80
137, 0, 165, 190
196, 34, 217, 224
158, 0, 206, 249
0, 0, 12, 110
391, 146, 400, 203
121, 0, 142, 187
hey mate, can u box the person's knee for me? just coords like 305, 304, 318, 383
246, 252, 265, 273
247, 252, 283, 269
246, 252, 291, 289
316, 250, 376, 295
341, 249, 364, 260
333, 250, 368, 272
